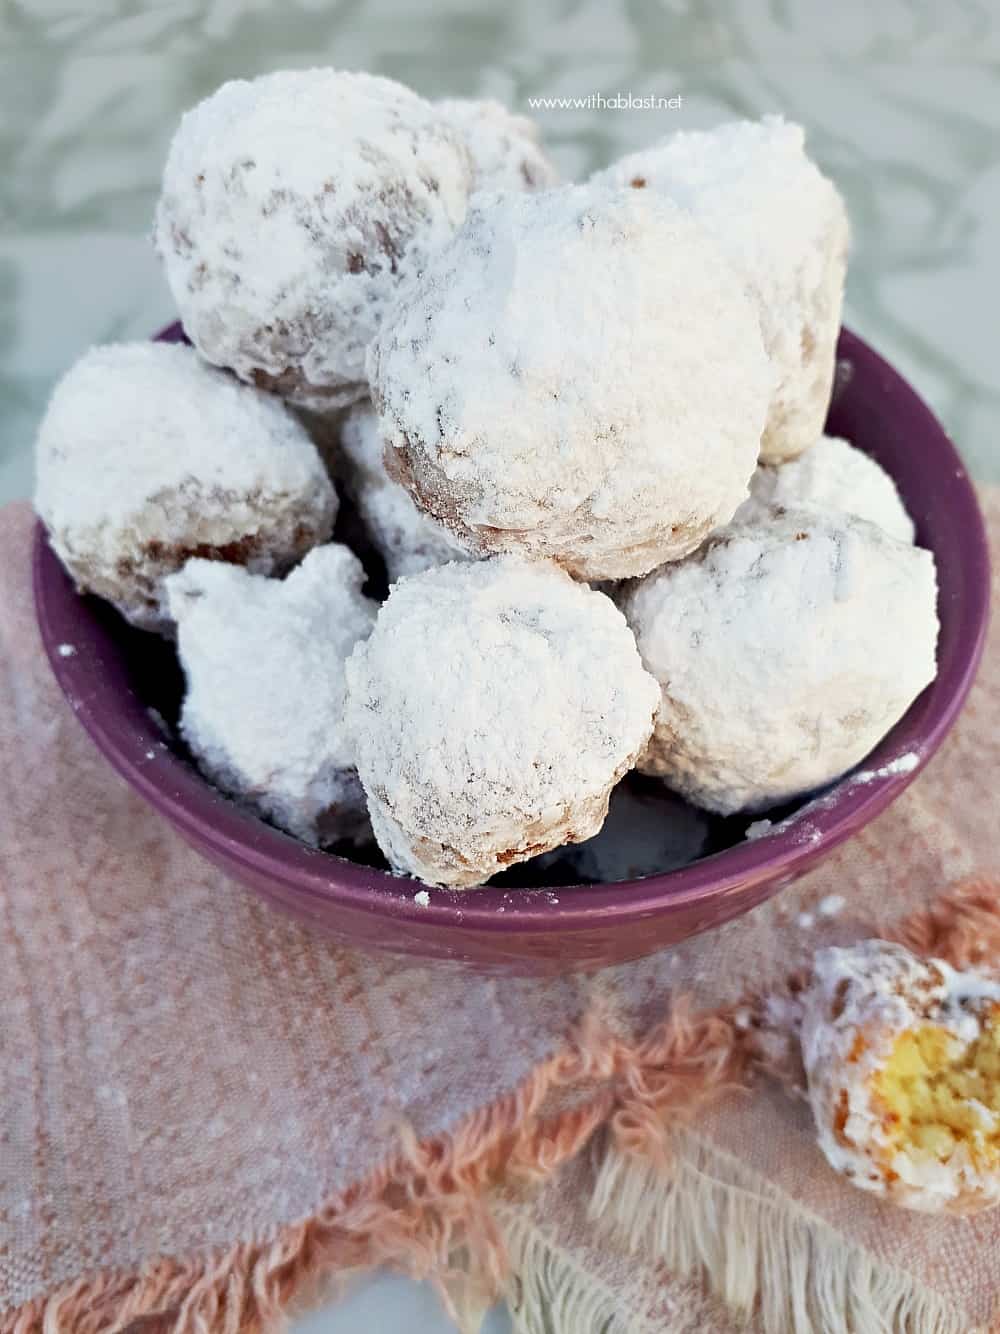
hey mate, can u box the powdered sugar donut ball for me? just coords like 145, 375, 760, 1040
369, 184, 772, 581
593, 116, 848, 463
737, 434, 915, 544
34, 342, 336, 633
435, 98, 559, 191
623, 507, 938, 814
801, 941, 1000, 1214
340, 401, 470, 582
154, 69, 473, 410
167, 546, 376, 846
344, 556, 660, 887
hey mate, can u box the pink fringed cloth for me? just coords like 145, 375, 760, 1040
1, 493, 999, 1334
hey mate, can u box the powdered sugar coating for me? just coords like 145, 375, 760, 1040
801, 941, 1000, 1213
593, 116, 848, 463
344, 556, 660, 887
623, 507, 939, 815
435, 98, 560, 192
154, 69, 473, 409
167, 546, 376, 846
339, 401, 470, 582
737, 434, 915, 543
34, 342, 336, 633
368, 184, 772, 581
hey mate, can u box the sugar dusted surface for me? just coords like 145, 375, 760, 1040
339, 401, 470, 582
801, 940, 1000, 1213
344, 555, 660, 887
155, 69, 473, 408
435, 98, 560, 193
369, 183, 772, 580
743, 749, 923, 848
625, 506, 939, 815
738, 434, 916, 543
34, 342, 336, 631
167, 545, 376, 847
594, 116, 848, 463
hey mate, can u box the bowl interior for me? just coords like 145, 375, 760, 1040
33, 327, 991, 957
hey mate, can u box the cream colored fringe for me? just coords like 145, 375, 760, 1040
496, 1204, 652, 1334
590, 1130, 970, 1334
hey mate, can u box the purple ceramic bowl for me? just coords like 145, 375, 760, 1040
34, 326, 990, 974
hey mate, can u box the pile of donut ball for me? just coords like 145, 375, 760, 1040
35, 69, 939, 890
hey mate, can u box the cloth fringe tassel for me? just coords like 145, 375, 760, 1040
591, 1130, 969, 1334
0, 1004, 742, 1334
496, 1205, 650, 1334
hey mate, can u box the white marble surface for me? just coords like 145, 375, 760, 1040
292, 1275, 509, 1334
2, 3, 997, 1330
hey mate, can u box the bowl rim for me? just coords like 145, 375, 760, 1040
33, 326, 991, 936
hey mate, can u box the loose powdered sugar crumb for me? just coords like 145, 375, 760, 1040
851, 751, 921, 785
818, 893, 845, 918
147, 708, 171, 737
413, 890, 430, 907
56, 643, 77, 657
745, 748, 925, 846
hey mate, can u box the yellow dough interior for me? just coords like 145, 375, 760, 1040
874, 1006, 1000, 1166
